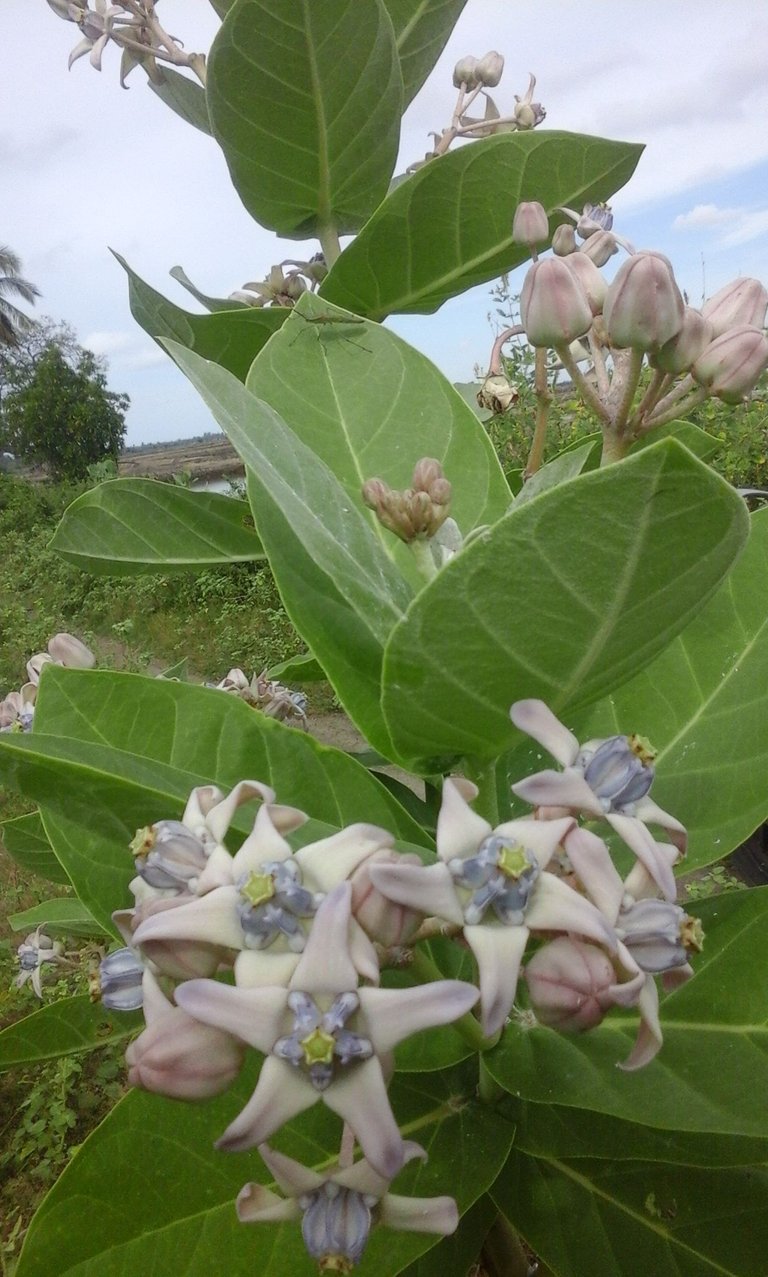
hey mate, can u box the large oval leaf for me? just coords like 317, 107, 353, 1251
384, 0, 468, 107
51, 479, 264, 575
381, 440, 749, 769
0, 810, 70, 885
321, 131, 643, 317
207, 0, 403, 237
0, 996, 141, 1071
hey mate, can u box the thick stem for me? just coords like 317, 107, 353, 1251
409, 538, 438, 582
481, 1216, 535, 1277
628, 368, 669, 432
587, 331, 610, 398
318, 225, 342, 268
555, 345, 612, 426
524, 348, 552, 479
478, 1056, 504, 1103
612, 347, 645, 435
600, 430, 632, 465
646, 372, 695, 421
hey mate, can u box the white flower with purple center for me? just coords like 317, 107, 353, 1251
510, 699, 686, 900
174, 884, 479, 1179
371, 778, 617, 1037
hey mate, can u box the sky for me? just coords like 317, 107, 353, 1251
2, 0, 768, 446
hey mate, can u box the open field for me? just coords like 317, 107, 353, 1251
118, 433, 244, 482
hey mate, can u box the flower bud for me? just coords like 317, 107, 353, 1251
350, 849, 424, 947
524, 937, 618, 1031
701, 277, 768, 338
692, 324, 768, 403
47, 0, 81, 19
650, 307, 714, 375
453, 55, 479, 88
512, 201, 549, 248
476, 51, 504, 87
581, 733, 656, 811
477, 373, 518, 414
130, 820, 208, 892
26, 652, 53, 685
563, 253, 607, 315
97, 947, 144, 1011
514, 100, 544, 129
618, 899, 703, 974
362, 459, 452, 542
114, 894, 229, 980
520, 258, 593, 347
126, 977, 245, 1100
603, 251, 685, 351
552, 224, 577, 256
579, 231, 619, 267
47, 632, 96, 669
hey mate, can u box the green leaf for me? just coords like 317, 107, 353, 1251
398, 1195, 497, 1277
514, 440, 596, 507
0, 667, 430, 931
17, 1062, 514, 1276
0, 811, 70, 885
114, 251, 288, 379
632, 419, 721, 463
50, 478, 264, 575
169, 264, 247, 313
164, 340, 413, 757
381, 440, 749, 768
207, 0, 235, 16
0, 996, 141, 1072
506, 1099, 768, 1168
8, 896, 105, 937
247, 293, 511, 588
383, 0, 468, 107
264, 652, 327, 682
320, 131, 644, 318
495, 1148, 768, 1277
568, 506, 768, 867
206, 0, 403, 237
148, 67, 212, 134
486, 888, 768, 1139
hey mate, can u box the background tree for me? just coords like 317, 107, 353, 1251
0, 339, 129, 479
0, 246, 39, 348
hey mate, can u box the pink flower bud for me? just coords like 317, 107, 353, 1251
521, 258, 593, 347
701, 277, 768, 338
126, 1000, 244, 1100
476, 51, 504, 87
350, 849, 424, 948
603, 251, 685, 351
650, 307, 713, 375
48, 632, 96, 669
524, 937, 617, 1032
692, 324, 768, 403
512, 201, 549, 248
552, 224, 577, 256
563, 253, 607, 315
115, 895, 231, 980
579, 231, 619, 267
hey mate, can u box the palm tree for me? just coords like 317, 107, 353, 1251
0, 246, 40, 347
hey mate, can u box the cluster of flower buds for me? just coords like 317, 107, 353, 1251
213, 668, 309, 729
98, 778, 476, 1268
501, 199, 768, 457
228, 256, 327, 309
46, 0, 206, 86
362, 458, 462, 577
1, 632, 95, 733
409, 57, 545, 170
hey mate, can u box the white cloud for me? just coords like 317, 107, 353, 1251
673, 202, 768, 248
82, 330, 134, 356
674, 204, 741, 230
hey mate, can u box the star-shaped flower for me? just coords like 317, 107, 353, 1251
371, 778, 617, 1037
510, 699, 686, 900
174, 884, 479, 1178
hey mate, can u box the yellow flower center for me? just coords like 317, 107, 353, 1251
129, 825, 155, 859
496, 843, 530, 880
319, 1257, 354, 1275
240, 871, 276, 908
682, 914, 705, 954
628, 734, 657, 765
300, 1027, 336, 1067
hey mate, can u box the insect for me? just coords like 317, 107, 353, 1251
288, 310, 370, 352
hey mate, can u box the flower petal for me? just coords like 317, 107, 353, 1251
463, 924, 529, 1036
369, 861, 464, 927
322, 1057, 405, 1180
289, 883, 358, 994
525, 872, 618, 949
234, 949, 300, 989
349, 919, 380, 985
235, 1184, 301, 1224
494, 816, 575, 870
618, 975, 662, 1071
132, 885, 244, 950
359, 981, 479, 1054
622, 842, 679, 902
257, 1144, 325, 1197
435, 778, 491, 864
206, 780, 273, 844
512, 769, 603, 815
380, 1193, 458, 1236
606, 815, 676, 900
564, 826, 624, 923
173, 979, 287, 1052
141, 968, 172, 1024
295, 823, 394, 891
632, 797, 687, 854
231, 804, 295, 876
510, 700, 580, 767
333, 1143, 426, 1198
216, 1057, 316, 1152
